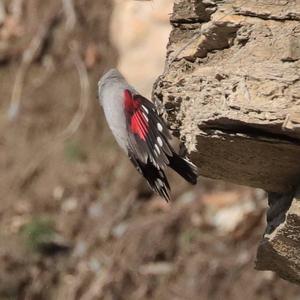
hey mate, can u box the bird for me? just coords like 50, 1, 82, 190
98, 69, 198, 201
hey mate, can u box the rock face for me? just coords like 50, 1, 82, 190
257, 192, 300, 285
153, 0, 300, 284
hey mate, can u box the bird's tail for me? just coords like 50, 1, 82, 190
129, 152, 171, 202
168, 152, 198, 185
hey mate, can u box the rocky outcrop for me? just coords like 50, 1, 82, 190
256, 190, 300, 284
153, 0, 300, 284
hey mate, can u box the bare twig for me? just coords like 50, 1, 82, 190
7, 11, 59, 121
62, 0, 77, 31
10, 0, 24, 21
59, 43, 90, 140
16, 43, 90, 189
0, 1, 6, 25
7, 65, 25, 120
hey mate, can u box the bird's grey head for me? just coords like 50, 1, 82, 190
98, 68, 125, 91
97, 68, 128, 106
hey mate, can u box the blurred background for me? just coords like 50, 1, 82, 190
0, 0, 299, 299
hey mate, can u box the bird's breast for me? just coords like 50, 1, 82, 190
101, 87, 128, 152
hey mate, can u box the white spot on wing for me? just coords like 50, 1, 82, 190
155, 144, 160, 154
152, 158, 158, 168
156, 179, 164, 187
157, 137, 163, 147
143, 112, 148, 122
142, 105, 149, 114
157, 123, 163, 132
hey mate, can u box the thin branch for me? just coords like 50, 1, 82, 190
7, 13, 59, 120
10, 0, 24, 22
7, 65, 26, 120
16, 43, 90, 190
59, 43, 90, 140
0, 1, 6, 25
62, 0, 77, 31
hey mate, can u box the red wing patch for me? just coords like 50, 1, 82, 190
124, 89, 148, 141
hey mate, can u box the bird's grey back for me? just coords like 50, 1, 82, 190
97, 68, 132, 152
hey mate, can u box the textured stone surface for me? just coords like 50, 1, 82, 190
153, 0, 300, 284
256, 196, 300, 285
153, 0, 300, 193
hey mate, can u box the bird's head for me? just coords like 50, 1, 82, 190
98, 68, 126, 105
98, 68, 125, 89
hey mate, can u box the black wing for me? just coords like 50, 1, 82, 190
123, 89, 198, 201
